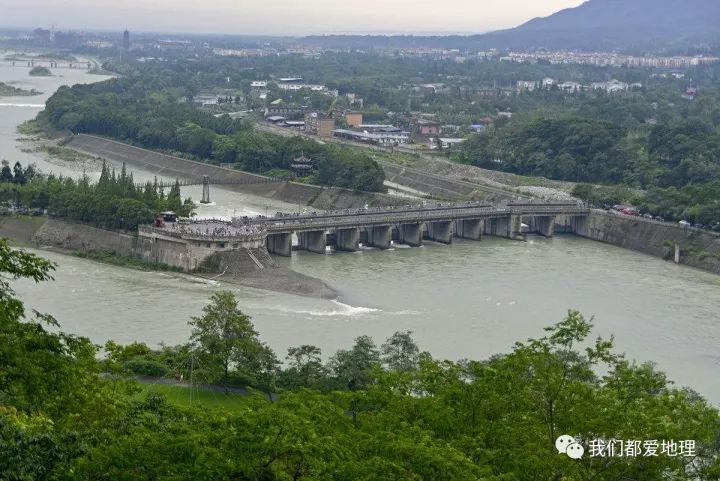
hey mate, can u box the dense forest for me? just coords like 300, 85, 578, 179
0, 161, 194, 230
456, 86, 720, 223
37, 70, 386, 193
1, 243, 719, 480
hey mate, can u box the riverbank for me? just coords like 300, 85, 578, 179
565, 210, 720, 275
0, 81, 41, 96
72, 250, 184, 272
0, 215, 339, 299
64, 134, 409, 210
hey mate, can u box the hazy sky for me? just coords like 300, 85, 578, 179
1, 0, 587, 36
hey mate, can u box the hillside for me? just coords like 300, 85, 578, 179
301, 0, 720, 53
480, 0, 720, 51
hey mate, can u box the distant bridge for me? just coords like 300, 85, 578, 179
8, 59, 93, 70
137, 176, 277, 189
246, 202, 590, 256
136, 174, 278, 203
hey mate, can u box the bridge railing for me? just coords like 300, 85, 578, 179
139, 224, 267, 242
134, 175, 279, 190
263, 205, 590, 232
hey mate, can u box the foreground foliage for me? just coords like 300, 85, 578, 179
1, 242, 719, 480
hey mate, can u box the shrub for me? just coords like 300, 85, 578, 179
124, 357, 169, 377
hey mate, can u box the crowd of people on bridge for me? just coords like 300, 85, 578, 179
161, 220, 266, 239
259, 201, 496, 222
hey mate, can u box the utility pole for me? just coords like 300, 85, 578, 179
189, 354, 194, 407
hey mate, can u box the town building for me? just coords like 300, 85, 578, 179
682, 87, 698, 100
265, 105, 307, 117
429, 137, 467, 150
304, 112, 335, 137
333, 128, 411, 146
517, 80, 538, 92
558, 81, 583, 93
356, 124, 395, 132
346, 111, 363, 128
413, 118, 441, 137
476, 88, 499, 99
278, 83, 327, 92
283, 120, 306, 129
590, 79, 630, 93
346, 93, 364, 108
192, 94, 220, 106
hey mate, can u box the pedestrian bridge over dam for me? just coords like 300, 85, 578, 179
251, 202, 590, 256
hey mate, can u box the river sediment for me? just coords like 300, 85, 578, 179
0, 216, 339, 299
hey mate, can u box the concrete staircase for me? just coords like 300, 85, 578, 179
195, 247, 276, 276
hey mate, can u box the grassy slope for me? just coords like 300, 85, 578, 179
137, 383, 251, 412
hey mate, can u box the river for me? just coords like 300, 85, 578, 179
2, 54, 719, 405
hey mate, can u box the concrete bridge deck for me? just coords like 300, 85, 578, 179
255, 202, 590, 256
258, 203, 587, 232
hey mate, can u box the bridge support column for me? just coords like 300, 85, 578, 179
426, 220, 453, 244
398, 222, 423, 247
366, 225, 392, 249
485, 215, 522, 239
510, 215, 523, 239
534, 216, 556, 237
484, 217, 506, 237
266, 233, 292, 257
298, 230, 326, 254
455, 219, 483, 240
335, 227, 360, 252
200, 175, 211, 204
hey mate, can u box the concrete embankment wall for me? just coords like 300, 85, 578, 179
0, 216, 48, 246
66, 134, 407, 209
32, 218, 137, 255
560, 211, 720, 274
381, 161, 518, 202
0, 216, 274, 274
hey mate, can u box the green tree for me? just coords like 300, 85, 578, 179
12, 162, 26, 185
188, 291, 277, 388
0, 164, 12, 183
381, 330, 420, 372
284, 345, 326, 389
328, 335, 380, 390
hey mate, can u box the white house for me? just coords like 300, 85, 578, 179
590, 79, 629, 93
516, 80, 538, 92
558, 81, 583, 93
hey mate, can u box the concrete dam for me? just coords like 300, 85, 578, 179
253, 202, 590, 257
133, 201, 588, 271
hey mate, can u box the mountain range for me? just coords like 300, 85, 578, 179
479, 0, 720, 51
302, 0, 720, 53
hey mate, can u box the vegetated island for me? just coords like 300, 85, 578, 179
0, 81, 41, 96
0, 160, 338, 299
29, 66, 53, 77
